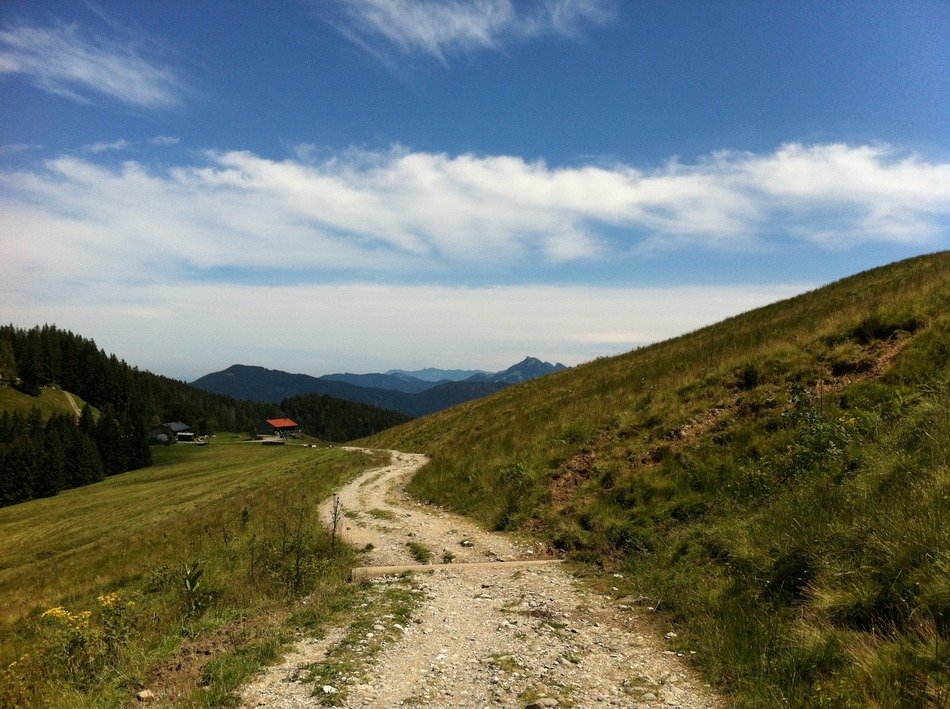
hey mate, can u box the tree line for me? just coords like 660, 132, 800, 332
0, 324, 280, 435
0, 404, 150, 506
0, 324, 280, 507
0, 324, 412, 507
280, 392, 410, 442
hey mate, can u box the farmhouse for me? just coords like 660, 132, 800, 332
256, 418, 300, 437
166, 421, 194, 440
148, 421, 194, 443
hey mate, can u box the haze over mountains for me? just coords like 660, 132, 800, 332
190, 357, 567, 417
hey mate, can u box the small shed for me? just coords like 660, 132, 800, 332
256, 418, 300, 437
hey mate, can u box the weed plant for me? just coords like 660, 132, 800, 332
406, 541, 433, 564
367, 252, 950, 705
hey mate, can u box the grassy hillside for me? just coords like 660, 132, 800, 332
0, 438, 387, 706
367, 252, 950, 706
0, 385, 92, 420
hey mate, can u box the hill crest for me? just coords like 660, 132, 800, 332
364, 252, 950, 706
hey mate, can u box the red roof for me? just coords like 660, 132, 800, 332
266, 418, 298, 428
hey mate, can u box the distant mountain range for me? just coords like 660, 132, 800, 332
384, 367, 490, 383
320, 372, 437, 394
190, 357, 568, 417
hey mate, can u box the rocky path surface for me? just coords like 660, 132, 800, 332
242, 450, 723, 708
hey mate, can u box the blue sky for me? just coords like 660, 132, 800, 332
1, 1, 948, 379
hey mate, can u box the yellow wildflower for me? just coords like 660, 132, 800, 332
98, 592, 122, 607
41, 606, 91, 627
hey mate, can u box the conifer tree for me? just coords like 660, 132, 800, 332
0, 339, 16, 384
0, 436, 36, 505
36, 420, 66, 498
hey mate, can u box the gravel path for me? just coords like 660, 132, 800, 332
64, 390, 82, 420
242, 450, 723, 708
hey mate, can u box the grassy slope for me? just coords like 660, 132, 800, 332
0, 385, 93, 420
0, 438, 387, 706
367, 252, 949, 706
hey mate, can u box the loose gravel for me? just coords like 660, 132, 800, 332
241, 450, 723, 708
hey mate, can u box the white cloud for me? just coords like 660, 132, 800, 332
0, 21, 183, 108
149, 135, 180, 146
85, 139, 132, 153
738, 143, 950, 244
2, 141, 944, 378
0, 143, 946, 294
325, 0, 615, 63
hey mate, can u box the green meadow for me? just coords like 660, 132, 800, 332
0, 386, 92, 421
0, 438, 386, 706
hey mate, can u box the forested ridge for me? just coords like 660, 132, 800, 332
280, 392, 411, 441
0, 324, 281, 507
0, 324, 280, 431
0, 324, 412, 507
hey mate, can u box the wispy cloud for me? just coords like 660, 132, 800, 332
0, 143, 947, 292
84, 138, 132, 153
0, 143, 44, 155
324, 0, 615, 64
0, 21, 184, 108
77, 136, 179, 153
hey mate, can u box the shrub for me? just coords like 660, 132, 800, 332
848, 312, 922, 344
406, 541, 432, 564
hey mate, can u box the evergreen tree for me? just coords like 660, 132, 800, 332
35, 421, 66, 498
126, 415, 152, 470
26, 406, 45, 443
0, 339, 16, 384
16, 342, 42, 396
0, 436, 36, 505
0, 410, 13, 444
78, 404, 96, 436
94, 405, 122, 476
75, 434, 105, 486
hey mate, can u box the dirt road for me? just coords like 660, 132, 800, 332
64, 390, 82, 420
242, 450, 722, 708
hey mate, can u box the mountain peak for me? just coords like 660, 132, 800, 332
483, 357, 567, 384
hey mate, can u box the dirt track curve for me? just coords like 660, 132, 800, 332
241, 449, 723, 708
